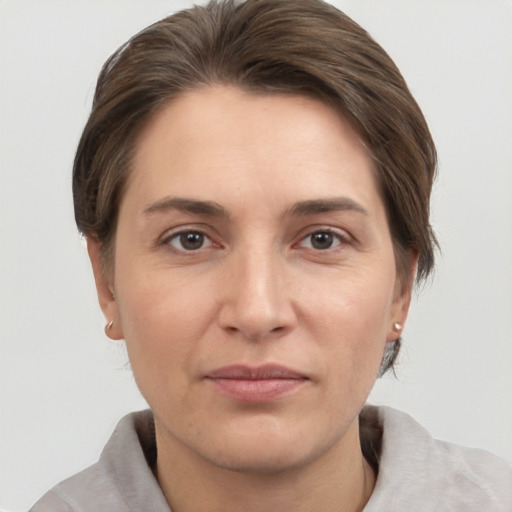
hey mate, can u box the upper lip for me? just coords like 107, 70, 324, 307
206, 364, 307, 380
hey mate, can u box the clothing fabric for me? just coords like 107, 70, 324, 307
30, 406, 512, 512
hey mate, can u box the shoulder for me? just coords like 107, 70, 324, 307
362, 405, 512, 512
29, 410, 169, 512
29, 461, 128, 512
29, 491, 73, 512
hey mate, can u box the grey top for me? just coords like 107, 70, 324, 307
30, 406, 512, 512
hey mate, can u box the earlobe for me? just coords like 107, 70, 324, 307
387, 251, 418, 342
86, 237, 124, 340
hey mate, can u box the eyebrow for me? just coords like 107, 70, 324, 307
289, 198, 368, 217
142, 196, 367, 219
143, 197, 229, 218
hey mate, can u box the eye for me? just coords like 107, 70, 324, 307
298, 230, 346, 250
165, 230, 213, 251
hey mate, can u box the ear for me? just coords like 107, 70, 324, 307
86, 237, 124, 340
386, 251, 418, 342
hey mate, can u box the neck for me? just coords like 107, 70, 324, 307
155, 419, 376, 512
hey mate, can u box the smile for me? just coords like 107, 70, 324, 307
205, 364, 309, 403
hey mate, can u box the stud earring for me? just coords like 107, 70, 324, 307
392, 322, 402, 332
106, 320, 114, 331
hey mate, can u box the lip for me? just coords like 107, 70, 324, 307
205, 364, 309, 403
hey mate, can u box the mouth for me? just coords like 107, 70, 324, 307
204, 364, 309, 403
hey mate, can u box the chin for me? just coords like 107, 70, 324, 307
192, 422, 337, 476
204, 442, 315, 475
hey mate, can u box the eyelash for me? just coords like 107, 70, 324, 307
161, 229, 217, 252
161, 226, 349, 255
295, 228, 348, 251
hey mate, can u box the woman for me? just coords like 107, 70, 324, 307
30, 0, 512, 510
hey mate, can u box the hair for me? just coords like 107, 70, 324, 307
73, 0, 438, 374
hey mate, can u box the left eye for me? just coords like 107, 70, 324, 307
166, 231, 213, 251
298, 230, 345, 250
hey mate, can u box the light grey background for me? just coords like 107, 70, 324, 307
1, 1, 511, 510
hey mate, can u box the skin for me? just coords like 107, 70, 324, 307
88, 86, 415, 512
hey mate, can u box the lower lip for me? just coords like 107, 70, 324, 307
207, 378, 306, 403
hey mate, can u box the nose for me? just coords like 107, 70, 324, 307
218, 247, 297, 341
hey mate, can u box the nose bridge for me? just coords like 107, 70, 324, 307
219, 238, 294, 339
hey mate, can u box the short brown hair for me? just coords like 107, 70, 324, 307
73, 0, 438, 372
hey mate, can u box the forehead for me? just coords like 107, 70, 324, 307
124, 85, 381, 216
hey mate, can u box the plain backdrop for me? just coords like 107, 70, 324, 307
1, 1, 511, 510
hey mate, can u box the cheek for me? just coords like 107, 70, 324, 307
114, 264, 218, 390
302, 268, 395, 379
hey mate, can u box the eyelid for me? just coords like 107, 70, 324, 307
168, 231, 213, 250
159, 224, 221, 251
294, 226, 351, 250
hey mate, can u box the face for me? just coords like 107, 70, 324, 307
90, 86, 412, 474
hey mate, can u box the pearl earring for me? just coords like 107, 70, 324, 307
392, 322, 402, 332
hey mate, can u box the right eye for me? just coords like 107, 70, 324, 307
164, 230, 213, 251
